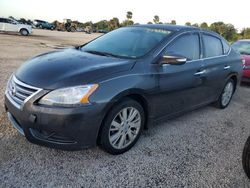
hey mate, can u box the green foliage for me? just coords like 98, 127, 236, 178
121, 11, 134, 27
153, 15, 160, 24
8, 16, 15, 20
192, 23, 199, 27
241, 28, 250, 39
170, 20, 176, 25
122, 20, 134, 27
185, 22, 191, 26
210, 22, 238, 42
126, 11, 133, 20
108, 17, 120, 31
200, 22, 208, 29
95, 20, 109, 31
147, 22, 153, 24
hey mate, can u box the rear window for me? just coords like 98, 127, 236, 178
203, 34, 223, 58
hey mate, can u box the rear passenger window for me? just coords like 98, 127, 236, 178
203, 34, 223, 58
165, 33, 200, 61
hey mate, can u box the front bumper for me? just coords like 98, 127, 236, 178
4, 93, 107, 150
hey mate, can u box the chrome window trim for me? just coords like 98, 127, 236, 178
156, 30, 231, 64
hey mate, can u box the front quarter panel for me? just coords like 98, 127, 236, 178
89, 60, 156, 119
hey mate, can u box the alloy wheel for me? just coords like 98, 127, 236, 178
221, 81, 234, 106
108, 107, 141, 149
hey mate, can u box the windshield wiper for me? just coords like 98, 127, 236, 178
84, 50, 121, 58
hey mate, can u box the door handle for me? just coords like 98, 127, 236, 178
194, 70, 206, 76
224, 65, 231, 70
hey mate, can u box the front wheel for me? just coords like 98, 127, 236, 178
99, 98, 145, 155
20, 29, 29, 36
215, 79, 235, 109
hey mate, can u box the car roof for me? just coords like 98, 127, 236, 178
131, 24, 200, 31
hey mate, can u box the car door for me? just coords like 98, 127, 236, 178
4, 19, 18, 32
200, 33, 230, 101
0, 18, 4, 30
151, 32, 207, 119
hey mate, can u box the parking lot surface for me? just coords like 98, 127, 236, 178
0, 29, 250, 187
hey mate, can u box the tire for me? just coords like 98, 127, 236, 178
20, 29, 29, 36
70, 27, 76, 32
243, 136, 250, 179
215, 79, 235, 109
99, 98, 145, 155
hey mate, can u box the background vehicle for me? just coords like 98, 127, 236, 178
5, 25, 242, 154
64, 19, 77, 32
232, 40, 250, 83
33, 19, 55, 30
0, 17, 32, 36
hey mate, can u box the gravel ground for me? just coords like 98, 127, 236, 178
0, 29, 250, 187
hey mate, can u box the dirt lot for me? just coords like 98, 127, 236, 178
0, 29, 250, 187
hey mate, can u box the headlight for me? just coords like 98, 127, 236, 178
39, 84, 98, 107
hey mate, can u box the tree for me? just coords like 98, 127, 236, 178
153, 15, 160, 24
95, 20, 109, 31
122, 11, 134, 27
241, 28, 250, 39
192, 23, 199, 27
8, 16, 15, 20
223, 24, 239, 42
200, 22, 208, 29
170, 20, 176, 25
126, 11, 133, 20
18, 18, 27, 24
210, 22, 227, 35
122, 20, 134, 26
147, 21, 153, 24
210, 22, 238, 42
108, 17, 120, 31
185, 22, 191, 26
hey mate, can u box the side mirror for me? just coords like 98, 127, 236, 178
161, 55, 187, 65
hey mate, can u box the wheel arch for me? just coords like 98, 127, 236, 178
96, 89, 151, 145
19, 28, 29, 34
226, 73, 238, 93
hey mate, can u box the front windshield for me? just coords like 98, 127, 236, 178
232, 41, 250, 55
81, 27, 171, 58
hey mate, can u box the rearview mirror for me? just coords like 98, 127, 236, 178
161, 55, 187, 65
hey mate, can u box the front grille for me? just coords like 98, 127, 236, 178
6, 75, 41, 109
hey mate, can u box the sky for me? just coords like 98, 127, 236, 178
0, 0, 249, 30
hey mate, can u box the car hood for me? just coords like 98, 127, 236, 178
15, 48, 135, 89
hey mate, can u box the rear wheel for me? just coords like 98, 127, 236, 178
215, 79, 235, 109
20, 29, 29, 36
243, 136, 250, 179
99, 98, 145, 155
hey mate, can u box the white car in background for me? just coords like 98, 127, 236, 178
0, 18, 32, 36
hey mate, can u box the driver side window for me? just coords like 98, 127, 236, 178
165, 33, 200, 61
